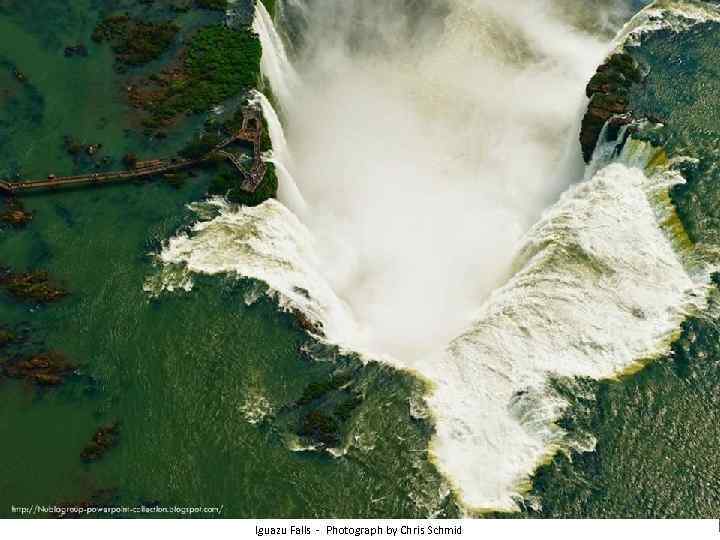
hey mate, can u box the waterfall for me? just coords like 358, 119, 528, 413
250, 91, 308, 214
251, 3, 308, 213
252, 1, 299, 107
154, 0, 714, 512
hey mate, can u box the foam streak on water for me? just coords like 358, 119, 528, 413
152, 0, 712, 512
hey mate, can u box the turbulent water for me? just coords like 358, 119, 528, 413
154, 0, 712, 511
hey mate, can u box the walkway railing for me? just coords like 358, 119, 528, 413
0, 118, 267, 196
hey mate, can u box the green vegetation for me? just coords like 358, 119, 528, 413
178, 133, 221, 160
133, 25, 262, 128
195, 0, 228, 10
295, 389, 362, 447
259, 115, 272, 153
208, 162, 278, 206
222, 106, 271, 154
92, 15, 179, 69
241, 162, 278, 205
184, 26, 261, 108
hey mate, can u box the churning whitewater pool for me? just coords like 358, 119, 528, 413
152, 0, 712, 511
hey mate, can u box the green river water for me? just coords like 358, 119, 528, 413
1, 0, 719, 519
0, 0, 452, 518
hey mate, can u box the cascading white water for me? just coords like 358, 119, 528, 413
249, 91, 308, 213
153, 0, 712, 511
253, 1, 299, 106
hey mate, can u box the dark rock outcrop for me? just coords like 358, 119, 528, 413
92, 15, 179, 68
63, 136, 103, 160
64, 44, 88, 58
13, 68, 27, 83
1, 351, 77, 386
299, 410, 341, 447
81, 422, 121, 462
0, 197, 32, 227
291, 308, 325, 336
0, 328, 15, 347
122, 152, 138, 169
0, 269, 68, 303
580, 52, 643, 163
289, 370, 365, 450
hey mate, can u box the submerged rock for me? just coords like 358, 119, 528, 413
298, 410, 341, 447
0, 269, 68, 303
86, 143, 101, 156
92, 15, 179, 68
0, 197, 32, 227
12, 68, 27, 83
0, 329, 16, 347
64, 44, 88, 58
1, 351, 77, 386
81, 422, 121, 462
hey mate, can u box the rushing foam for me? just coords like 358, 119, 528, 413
153, 145, 710, 510
616, 0, 720, 48
151, 0, 712, 512
426, 147, 710, 509
253, 1, 299, 106
249, 91, 308, 214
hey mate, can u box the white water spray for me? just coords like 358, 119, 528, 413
253, 1, 299, 106
154, 0, 712, 511
250, 91, 308, 213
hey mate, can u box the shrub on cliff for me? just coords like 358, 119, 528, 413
208, 162, 278, 206
178, 134, 221, 159
195, 0, 227, 10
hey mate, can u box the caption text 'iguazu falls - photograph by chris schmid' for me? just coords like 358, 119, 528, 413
1, 0, 720, 536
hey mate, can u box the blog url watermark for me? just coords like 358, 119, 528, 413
9, 504, 224, 517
